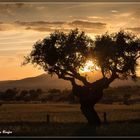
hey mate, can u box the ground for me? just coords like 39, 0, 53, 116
0, 103, 139, 136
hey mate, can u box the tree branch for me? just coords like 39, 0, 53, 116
135, 55, 140, 60
90, 71, 118, 90
68, 67, 90, 86
52, 66, 81, 88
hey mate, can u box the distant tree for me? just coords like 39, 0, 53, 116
36, 88, 43, 95
29, 89, 40, 101
46, 89, 61, 101
2, 88, 18, 100
18, 90, 29, 101
48, 89, 61, 94
0, 91, 4, 100
68, 92, 78, 104
24, 29, 140, 126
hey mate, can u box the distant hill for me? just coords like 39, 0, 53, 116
0, 74, 139, 91
0, 74, 71, 91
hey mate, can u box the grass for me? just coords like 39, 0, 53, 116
0, 103, 139, 136
0, 122, 139, 136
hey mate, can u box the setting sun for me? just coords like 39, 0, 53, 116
80, 60, 100, 73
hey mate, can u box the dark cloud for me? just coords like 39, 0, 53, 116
15, 21, 66, 26
15, 20, 106, 31
0, 20, 107, 34
70, 20, 106, 29
25, 26, 54, 32
15, 3, 25, 8
0, 3, 28, 22
0, 3, 25, 13
15, 21, 48, 26
25, 26, 75, 33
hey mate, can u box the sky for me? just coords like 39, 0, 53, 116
0, 2, 140, 80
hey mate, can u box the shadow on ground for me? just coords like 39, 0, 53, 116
72, 124, 97, 136
0, 119, 139, 136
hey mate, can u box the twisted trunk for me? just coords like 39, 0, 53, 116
72, 74, 118, 126
80, 102, 101, 125
79, 88, 103, 126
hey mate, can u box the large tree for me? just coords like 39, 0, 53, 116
24, 29, 140, 126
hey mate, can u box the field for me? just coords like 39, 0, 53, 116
0, 103, 140, 137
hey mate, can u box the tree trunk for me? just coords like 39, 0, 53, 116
80, 102, 101, 126
78, 87, 103, 126
71, 75, 118, 126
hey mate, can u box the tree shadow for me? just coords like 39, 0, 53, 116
0, 120, 139, 136
73, 124, 97, 136
73, 119, 140, 136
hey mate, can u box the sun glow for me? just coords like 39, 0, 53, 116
80, 60, 100, 73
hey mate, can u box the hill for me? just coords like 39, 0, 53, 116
0, 74, 139, 91
0, 74, 71, 91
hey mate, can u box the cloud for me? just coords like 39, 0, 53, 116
111, 10, 118, 13
15, 21, 66, 26
88, 16, 103, 20
126, 27, 140, 34
0, 19, 107, 35
0, 3, 25, 15
0, 23, 16, 31
25, 27, 54, 32
0, 3, 37, 21
36, 6, 46, 11
14, 20, 107, 33
112, 12, 133, 19
70, 20, 106, 29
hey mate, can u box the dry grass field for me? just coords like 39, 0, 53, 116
0, 103, 139, 136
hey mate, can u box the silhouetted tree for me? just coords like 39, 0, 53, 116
24, 29, 140, 126
47, 89, 61, 101
29, 89, 40, 101
48, 89, 61, 94
1, 88, 18, 100
18, 90, 29, 101
36, 88, 43, 95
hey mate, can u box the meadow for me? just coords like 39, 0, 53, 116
0, 103, 139, 136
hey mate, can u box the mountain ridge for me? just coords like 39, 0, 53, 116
0, 74, 139, 91
0, 74, 71, 90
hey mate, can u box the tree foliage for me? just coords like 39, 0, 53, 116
24, 29, 140, 87
94, 31, 140, 80
24, 29, 93, 86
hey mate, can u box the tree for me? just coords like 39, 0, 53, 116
36, 88, 43, 95
18, 90, 29, 101
24, 29, 140, 126
47, 89, 61, 101
2, 88, 18, 100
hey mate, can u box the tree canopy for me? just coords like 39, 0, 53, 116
94, 31, 140, 80
24, 29, 140, 87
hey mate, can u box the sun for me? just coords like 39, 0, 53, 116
80, 60, 100, 73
